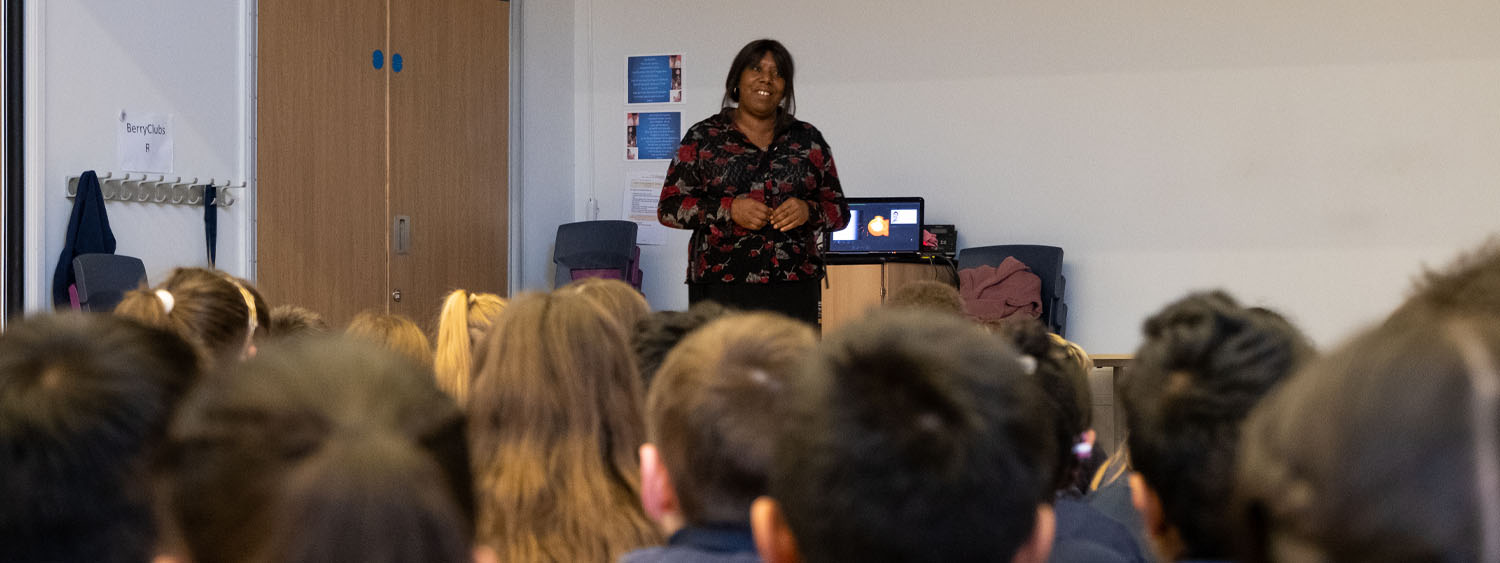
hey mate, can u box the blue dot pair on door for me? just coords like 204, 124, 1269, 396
372, 50, 405, 72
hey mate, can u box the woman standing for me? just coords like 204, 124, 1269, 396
658, 38, 849, 325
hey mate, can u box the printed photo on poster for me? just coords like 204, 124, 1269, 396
627, 54, 685, 105
625, 112, 681, 161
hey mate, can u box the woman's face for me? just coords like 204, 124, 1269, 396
736, 52, 785, 118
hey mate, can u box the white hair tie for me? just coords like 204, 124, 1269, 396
1017, 355, 1038, 375
155, 289, 175, 314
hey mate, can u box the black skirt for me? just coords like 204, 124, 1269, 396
687, 279, 821, 327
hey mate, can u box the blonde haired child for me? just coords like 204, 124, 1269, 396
433, 289, 507, 405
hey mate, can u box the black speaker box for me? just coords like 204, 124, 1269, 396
924, 224, 957, 257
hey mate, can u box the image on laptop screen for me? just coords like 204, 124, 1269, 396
827, 197, 924, 255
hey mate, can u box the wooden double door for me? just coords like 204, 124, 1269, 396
257, 0, 509, 328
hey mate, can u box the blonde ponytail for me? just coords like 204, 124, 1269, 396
433, 290, 507, 406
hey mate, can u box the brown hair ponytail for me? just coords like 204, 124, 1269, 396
115, 267, 259, 369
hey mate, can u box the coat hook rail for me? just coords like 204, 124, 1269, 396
65, 172, 245, 208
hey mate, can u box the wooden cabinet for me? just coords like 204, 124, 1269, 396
820, 262, 956, 333
258, 0, 509, 328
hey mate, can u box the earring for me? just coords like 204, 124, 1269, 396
732, 87, 739, 98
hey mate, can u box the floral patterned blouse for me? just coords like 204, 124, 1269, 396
658, 111, 850, 284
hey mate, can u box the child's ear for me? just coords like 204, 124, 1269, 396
472, 545, 499, 563
1130, 473, 1165, 534
1010, 503, 1054, 563
751, 496, 802, 563
639, 444, 681, 526
1131, 473, 1182, 560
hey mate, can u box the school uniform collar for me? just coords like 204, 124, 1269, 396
667, 522, 757, 554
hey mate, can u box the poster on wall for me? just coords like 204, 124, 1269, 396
626, 54, 684, 104
626, 112, 681, 161
624, 173, 673, 246
117, 110, 174, 173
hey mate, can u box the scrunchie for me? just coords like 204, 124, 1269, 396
155, 289, 175, 314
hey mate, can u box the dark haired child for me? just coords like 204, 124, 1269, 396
1122, 291, 1313, 562
625, 312, 816, 563
0, 314, 201, 563
752, 310, 1057, 563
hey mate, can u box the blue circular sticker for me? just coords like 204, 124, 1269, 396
373, 49, 384, 70
392, 53, 404, 73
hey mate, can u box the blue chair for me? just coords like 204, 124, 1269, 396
957, 244, 1067, 336
72, 253, 148, 312
553, 220, 643, 290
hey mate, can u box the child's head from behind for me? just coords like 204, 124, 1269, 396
993, 317, 1094, 494
163, 337, 474, 563
755, 310, 1057, 563
632, 301, 733, 390
885, 280, 966, 317
433, 289, 507, 405
467, 291, 657, 561
267, 304, 328, 340
559, 277, 650, 335
1236, 313, 1500, 563
115, 267, 261, 368
1123, 290, 1313, 561
1387, 239, 1500, 325
643, 312, 816, 530
346, 311, 433, 368
0, 314, 201, 563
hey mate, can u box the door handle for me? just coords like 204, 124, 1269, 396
393, 215, 412, 255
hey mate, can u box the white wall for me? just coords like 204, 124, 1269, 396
26, 0, 250, 311
567, 0, 1500, 352
510, 0, 578, 293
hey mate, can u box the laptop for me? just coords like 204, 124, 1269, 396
824, 197, 925, 263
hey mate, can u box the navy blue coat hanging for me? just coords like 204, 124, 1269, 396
52, 171, 117, 308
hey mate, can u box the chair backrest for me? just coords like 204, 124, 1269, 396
957, 245, 1066, 335
72, 253, 148, 313
553, 220, 640, 289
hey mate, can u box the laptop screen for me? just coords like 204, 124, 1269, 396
826, 197, 924, 255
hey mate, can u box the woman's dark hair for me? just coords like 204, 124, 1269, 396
163, 336, 474, 563
721, 38, 797, 132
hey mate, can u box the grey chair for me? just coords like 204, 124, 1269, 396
72, 253, 147, 312
956, 244, 1067, 336
552, 220, 643, 290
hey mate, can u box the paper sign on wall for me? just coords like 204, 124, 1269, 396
117, 110, 174, 173
625, 173, 673, 246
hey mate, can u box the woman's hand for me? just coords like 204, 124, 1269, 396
731, 196, 772, 230
771, 198, 811, 231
